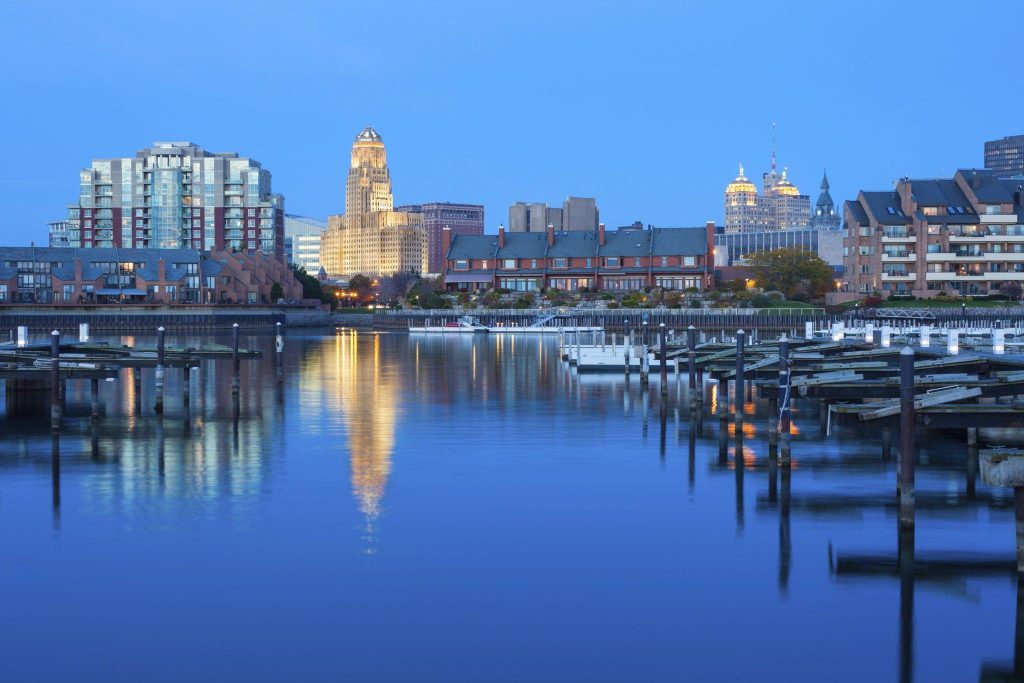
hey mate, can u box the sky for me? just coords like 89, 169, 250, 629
0, 0, 1020, 244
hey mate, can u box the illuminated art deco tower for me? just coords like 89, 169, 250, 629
322, 127, 426, 277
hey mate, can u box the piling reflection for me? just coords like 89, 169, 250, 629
0, 331, 1022, 681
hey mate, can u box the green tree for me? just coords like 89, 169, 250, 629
270, 281, 284, 301
745, 248, 835, 300
289, 266, 331, 306
348, 274, 373, 293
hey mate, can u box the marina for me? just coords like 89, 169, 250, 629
2, 328, 1024, 680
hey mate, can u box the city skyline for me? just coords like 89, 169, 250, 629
2, 1, 1022, 245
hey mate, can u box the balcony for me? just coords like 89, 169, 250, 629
881, 251, 915, 262
881, 231, 915, 243
881, 272, 916, 281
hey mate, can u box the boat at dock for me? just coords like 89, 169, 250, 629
409, 314, 602, 335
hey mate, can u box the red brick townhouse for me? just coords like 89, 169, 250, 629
442, 222, 715, 292
0, 246, 302, 305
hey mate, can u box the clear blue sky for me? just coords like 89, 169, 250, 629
1, 0, 1019, 243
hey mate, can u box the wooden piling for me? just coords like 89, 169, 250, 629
232, 322, 240, 396
735, 329, 745, 425
659, 322, 667, 396
899, 346, 915, 528
275, 321, 284, 382
155, 326, 165, 413
49, 330, 60, 430
687, 325, 697, 396
779, 334, 791, 464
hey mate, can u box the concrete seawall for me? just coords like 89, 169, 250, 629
0, 306, 330, 333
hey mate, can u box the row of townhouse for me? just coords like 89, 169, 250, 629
0, 246, 302, 306
843, 169, 1024, 298
442, 223, 715, 292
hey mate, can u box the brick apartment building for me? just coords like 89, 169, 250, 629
842, 169, 1024, 298
0, 246, 302, 305
442, 223, 714, 292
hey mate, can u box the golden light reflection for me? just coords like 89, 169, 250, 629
327, 330, 398, 532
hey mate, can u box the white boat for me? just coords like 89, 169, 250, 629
409, 314, 602, 335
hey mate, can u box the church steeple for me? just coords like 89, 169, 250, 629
810, 169, 841, 230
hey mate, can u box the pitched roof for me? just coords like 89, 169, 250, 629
495, 232, 547, 259
600, 229, 651, 257
650, 227, 707, 255
448, 234, 498, 260
860, 191, 910, 225
546, 231, 598, 257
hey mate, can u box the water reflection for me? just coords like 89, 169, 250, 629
0, 331, 1022, 681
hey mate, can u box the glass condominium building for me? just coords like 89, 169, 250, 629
284, 214, 327, 273
66, 142, 285, 261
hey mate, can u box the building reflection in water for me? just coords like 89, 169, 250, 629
301, 330, 400, 549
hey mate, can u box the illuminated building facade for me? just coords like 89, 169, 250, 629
723, 126, 811, 233
322, 127, 426, 277
66, 141, 285, 260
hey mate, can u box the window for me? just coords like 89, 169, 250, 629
553, 258, 567, 268
455, 259, 468, 270
481, 260, 488, 269
604, 257, 619, 267
502, 259, 516, 269
683, 256, 696, 266
530, 259, 537, 268
859, 227, 871, 237
661, 256, 667, 267
585, 258, 592, 268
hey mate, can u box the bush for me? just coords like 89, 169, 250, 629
764, 290, 785, 301
751, 294, 771, 308
606, 300, 619, 310
864, 295, 883, 307
689, 299, 702, 309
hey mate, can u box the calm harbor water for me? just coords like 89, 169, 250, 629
0, 330, 1020, 681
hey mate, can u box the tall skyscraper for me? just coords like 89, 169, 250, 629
322, 127, 426, 277
508, 197, 597, 232
66, 142, 284, 260
723, 125, 811, 233
284, 214, 327, 273
396, 203, 484, 274
809, 170, 841, 230
984, 135, 1024, 176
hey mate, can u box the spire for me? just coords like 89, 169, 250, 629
820, 169, 830, 190
770, 121, 777, 173
738, 162, 745, 177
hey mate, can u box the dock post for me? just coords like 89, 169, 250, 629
947, 328, 959, 355
819, 400, 828, 435
232, 322, 240, 397
659, 323, 667, 397
995, 328, 1006, 355
804, 321, 813, 340
919, 324, 930, 348
899, 346, 915, 528
779, 334, 791, 465
735, 329, 745, 426
79, 322, 89, 343
90, 377, 99, 419
50, 330, 61, 430
275, 321, 285, 381
687, 325, 697, 400
17, 325, 27, 347
155, 326, 165, 413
